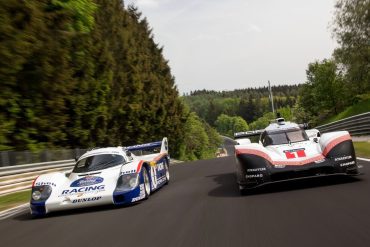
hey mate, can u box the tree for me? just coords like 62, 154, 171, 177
249, 112, 275, 130
298, 59, 347, 123
332, 0, 370, 95
177, 111, 221, 161
0, 0, 190, 157
215, 114, 249, 137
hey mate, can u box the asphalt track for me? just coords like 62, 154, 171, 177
0, 152, 369, 246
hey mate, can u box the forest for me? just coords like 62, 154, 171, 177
183, 85, 300, 136
0, 0, 220, 160
0, 0, 368, 161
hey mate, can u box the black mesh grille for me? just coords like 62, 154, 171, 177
271, 167, 335, 181
113, 194, 125, 203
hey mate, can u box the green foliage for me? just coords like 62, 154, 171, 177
249, 112, 275, 130
278, 107, 294, 121
215, 114, 249, 137
0, 0, 221, 161
0, 190, 30, 211
183, 85, 300, 127
178, 111, 222, 161
322, 96, 370, 124
296, 59, 347, 125
332, 0, 370, 95
294, 0, 370, 126
51, 0, 97, 32
353, 142, 370, 159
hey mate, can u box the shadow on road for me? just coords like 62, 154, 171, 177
208, 172, 362, 198
13, 202, 139, 221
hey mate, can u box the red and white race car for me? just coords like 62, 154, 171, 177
234, 118, 360, 194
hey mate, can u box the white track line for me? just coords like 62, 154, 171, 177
357, 157, 370, 162
0, 203, 29, 220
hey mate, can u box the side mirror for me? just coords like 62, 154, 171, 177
126, 151, 132, 157
313, 137, 318, 143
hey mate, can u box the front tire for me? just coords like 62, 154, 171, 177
142, 167, 151, 198
164, 160, 170, 185
239, 185, 250, 196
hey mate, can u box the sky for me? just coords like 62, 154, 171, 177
125, 0, 337, 93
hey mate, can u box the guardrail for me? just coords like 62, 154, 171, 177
316, 112, 370, 136
0, 159, 182, 196
0, 148, 86, 167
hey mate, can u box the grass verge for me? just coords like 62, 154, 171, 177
354, 142, 370, 159
322, 98, 370, 124
0, 190, 30, 212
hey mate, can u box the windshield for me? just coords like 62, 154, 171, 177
262, 129, 308, 146
73, 154, 125, 173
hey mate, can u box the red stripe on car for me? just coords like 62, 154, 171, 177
236, 149, 325, 166
136, 161, 144, 173
32, 176, 40, 187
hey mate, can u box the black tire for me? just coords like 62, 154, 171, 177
142, 167, 151, 198
239, 185, 250, 196
164, 159, 170, 185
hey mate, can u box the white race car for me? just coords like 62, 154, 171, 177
30, 138, 170, 216
234, 118, 360, 194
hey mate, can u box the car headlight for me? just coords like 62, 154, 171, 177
115, 173, 139, 192
32, 191, 42, 200
31, 185, 52, 201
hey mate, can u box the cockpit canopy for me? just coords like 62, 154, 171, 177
73, 154, 126, 173
260, 127, 309, 147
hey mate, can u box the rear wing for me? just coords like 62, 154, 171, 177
126, 137, 168, 154
234, 130, 263, 139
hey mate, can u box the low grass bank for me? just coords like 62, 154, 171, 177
0, 190, 30, 212
354, 142, 370, 159
322, 98, 370, 124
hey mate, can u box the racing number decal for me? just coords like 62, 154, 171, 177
284, 149, 306, 159
151, 166, 158, 189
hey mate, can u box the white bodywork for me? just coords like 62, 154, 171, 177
235, 121, 350, 166
30, 138, 169, 215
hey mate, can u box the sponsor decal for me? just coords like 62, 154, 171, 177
132, 184, 146, 202
246, 174, 263, 178
151, 166, 158, 189
315, 159, 326, 164
157, 162, 164, 171
284, 148, 306, 159
157, 176, 166, 185
335, 156, 352, 162
274, 165, 286, 168
70, 176, 104, 187
61, 185, 105, 196
72, 196, 102, 203
247, 167, 266, 172
121, 170, 136, 175
35, 182, 56, 187
340, 161, 355, 167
